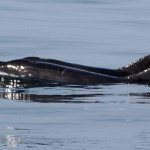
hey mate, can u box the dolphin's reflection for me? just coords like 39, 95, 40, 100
0, 90, 104, 103
0, 77, 150, 104
0, 77, 108, 103
128, 92, 150, 104
1, 89, 150, 104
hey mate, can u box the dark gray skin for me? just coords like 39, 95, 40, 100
0, 59, 120, 85
0, 55, 150, 85
23, 57, 129, 77
24, 55, 150, 76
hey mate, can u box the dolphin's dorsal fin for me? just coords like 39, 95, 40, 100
118, 55, 150, 75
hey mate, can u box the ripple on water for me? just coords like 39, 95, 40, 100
0, 76, 150, 104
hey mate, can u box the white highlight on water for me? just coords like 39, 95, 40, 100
5, 135, 20, 147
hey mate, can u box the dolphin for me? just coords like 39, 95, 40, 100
0, 55, 150, 85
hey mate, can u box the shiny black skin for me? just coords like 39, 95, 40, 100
0, 55, 150, 85
0, 59, 120, 85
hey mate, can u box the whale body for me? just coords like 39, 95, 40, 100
0, 55, 150, 85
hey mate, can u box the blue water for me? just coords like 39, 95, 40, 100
0, 0, 150, 149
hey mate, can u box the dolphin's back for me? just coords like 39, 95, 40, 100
118, 55, 150, 75
123, 68, 150, 84
0, 59, 120, 85
24, 57, 129, 77
0, 55, 150, 85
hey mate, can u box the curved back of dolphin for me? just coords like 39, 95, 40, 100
24, 55, 150, 77
0, 55, 150, 85
0, 59, 121, 84
24, 57, 127, 77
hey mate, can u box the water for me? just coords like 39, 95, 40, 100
0, 0, 150, 149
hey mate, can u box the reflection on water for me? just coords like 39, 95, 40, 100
0, 90, 103, 103
0, 77, 150, 104
0, 77, 108, 103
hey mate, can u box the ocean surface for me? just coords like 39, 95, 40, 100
0, 0, 150, 149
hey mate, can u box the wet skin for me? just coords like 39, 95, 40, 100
0, 55, 150, 85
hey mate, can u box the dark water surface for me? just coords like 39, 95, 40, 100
0, 0, 150, 149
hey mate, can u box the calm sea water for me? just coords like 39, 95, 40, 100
0, 0, 150, 149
